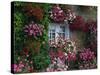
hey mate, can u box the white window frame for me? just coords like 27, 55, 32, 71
48, 22, 70, 41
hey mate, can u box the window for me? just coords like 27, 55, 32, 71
49, 23, 70, 41
58, 26, 65, 38
49, 29, 55, 40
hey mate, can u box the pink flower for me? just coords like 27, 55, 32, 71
12, 64, 22, 72
50, 5, 65, 22
12, 64, 18, 72
79, 48, 95, 61
69, 16, 85, 31
24, 21, 43, 38
67, 52, 76, 62
57, 50, 65, 59
19, 63, 24, 68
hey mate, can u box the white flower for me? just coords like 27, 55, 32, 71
57, 6, 61, 10
64, 68, 67, 70
53, 61, 57, 64
66, 66, 68, 69
46, 68, 50, 71
64, 53, 67, 56
59, 10, 63, 13
68, 44, 71, 47
54, 57, 57, 61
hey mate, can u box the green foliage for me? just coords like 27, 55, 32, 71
14, 2, 51, 71
32, 43, 50, 70
14, 12, 25, 50
33, 53, 50, 70
14, 1, 26, 7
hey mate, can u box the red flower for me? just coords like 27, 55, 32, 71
50, 5, 66, 22
79, 48, 95, 61
24, 3, 44, 20
28, 67, 33, 72
49, 50, 57, 59
57, 50, 65, 59
82, 19, 97, 32
69, 16, 85, 31
23, 48, 29, 55
67, 52, 76, 62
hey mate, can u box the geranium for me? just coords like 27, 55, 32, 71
79, 48, 95, 61
50, 5, 76, 23
46, 56, 68, 72
69, 16, 85, 31
11, 63, 25, 73
57, 50, 66, 59
87, 19, 97, 39
24, 21, 44, 38
12, 48, 34, 73
49, 36, 67, 48
24, 3, 44, 20
12, 64, 20, 72
49, 36, 76, 53
82, 19, 97, 32
23, 48, 29, 55
65, 9, 76, 23
12, 60, 33, 73
67, 52, 77, 62
79, 48, 97, 69
49, 50, 56, 59
48, 48, 68, 72
50, 5, 66, 22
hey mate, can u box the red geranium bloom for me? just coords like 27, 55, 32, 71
69, 16, 85, 31
23, 48, 29, 55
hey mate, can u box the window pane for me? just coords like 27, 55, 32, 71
58, 32, 65, 38
52, 33, 55, 39
62, 33, 65, 38
52, 30, 55, 32
49, 29, 55, 40
60, 26, 65, 32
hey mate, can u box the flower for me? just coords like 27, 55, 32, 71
12, 48, 34, 73
23, 48, 29, 55
67, 52, 77, 62
50, 5, 76, 23
69, 16, 85, 31
24, 4, 44, 20
64, 53, 67, 56
11, 64, 24, 73
50, 5, 65, 22
24, 21, 43, 38
65, 9, 76, 22
79, 48, 95, 61
57, 50, 65, 59
49, 36, 76, 53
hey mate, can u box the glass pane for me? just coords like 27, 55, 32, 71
49, 28, 55, 40
52, 33, 55, 35
51, 30, 55, 32
52, 33, 55, 39
49, 33, 51, 39
58, 32, 65, 38
60, 26, 65, 32
62, 33, 65, 38
58, 33, 61, 37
